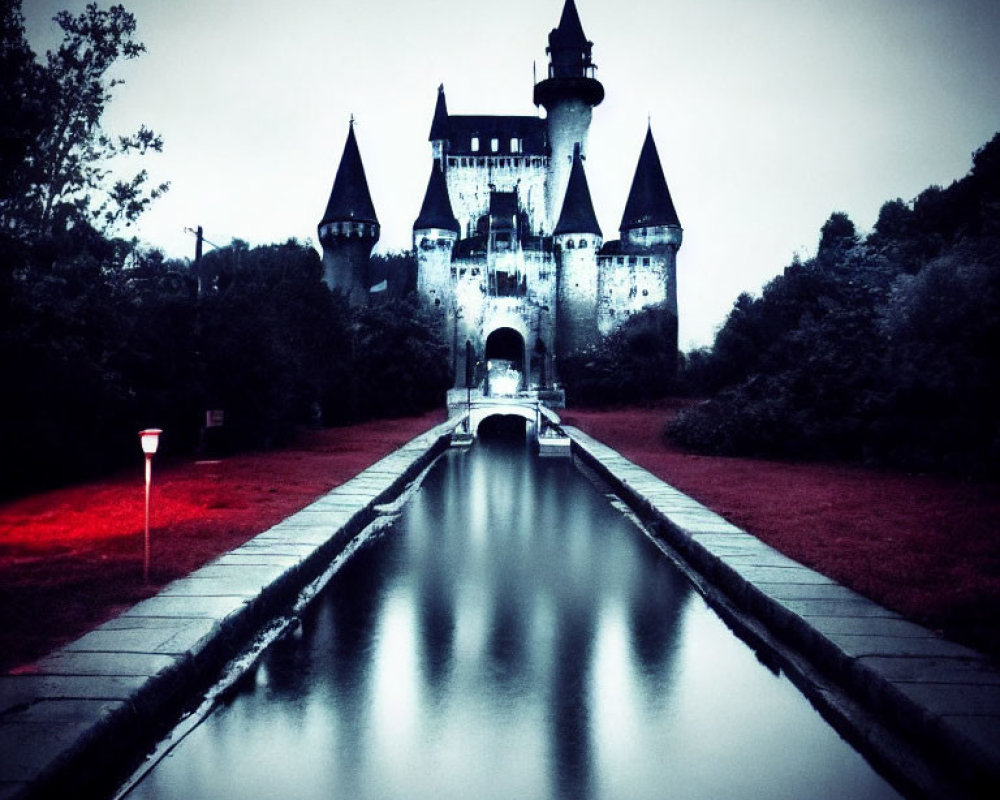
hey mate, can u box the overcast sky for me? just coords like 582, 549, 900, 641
23, 0, 1000, 348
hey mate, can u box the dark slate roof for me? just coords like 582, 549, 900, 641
429, 84, 449, 141
554, 144, 602, 237
320, 122, 378, 226
620, 126, 680, 231
440, 115, 548, 156
550, 0, 589, 49
414, 162, 459, 233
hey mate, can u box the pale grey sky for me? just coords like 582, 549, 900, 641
23, 0, 1000, 348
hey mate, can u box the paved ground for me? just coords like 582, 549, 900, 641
1, 422, 997, 799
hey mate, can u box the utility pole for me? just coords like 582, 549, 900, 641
185, 226, 223, 295
194, 225, 203, 294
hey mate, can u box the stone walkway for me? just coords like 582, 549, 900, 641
1, 423, 997, 799
0, 421, 458, 800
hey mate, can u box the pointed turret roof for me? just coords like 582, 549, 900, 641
429, 84, 449, 141
414, 162, 459, 233
551, 0, 589, 48
320, 121, 378, 227
620, 125, 680, 231
554, 143, 602, 237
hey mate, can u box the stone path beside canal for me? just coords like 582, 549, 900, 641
1, 421, 998, 800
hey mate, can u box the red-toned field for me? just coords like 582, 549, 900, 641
563, 403, 1000, 661
0, 411, 445, 672
2, 403, 998, 673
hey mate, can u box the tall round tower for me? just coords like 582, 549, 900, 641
554, 144, 602, 360
533, 0, 604, 235
318, 120, 380, 306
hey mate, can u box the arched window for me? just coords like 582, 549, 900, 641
578, 239, 587, 248
566, 240, 575, 249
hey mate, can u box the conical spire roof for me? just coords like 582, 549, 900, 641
551, 0, 588, 48
429, 84, 449, 141
620, 126, 680, 231
414, 162, 459, 233
554, 143, 602, 237
320, 121, 378, 227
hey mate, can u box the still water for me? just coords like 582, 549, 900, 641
125, 438, 902, 800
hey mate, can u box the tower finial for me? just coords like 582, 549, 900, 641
349, 113, 355, 128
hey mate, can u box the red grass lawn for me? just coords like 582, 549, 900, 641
563, 402, 1000, 662
0, 411, 445, 673
3, 402, 999, 674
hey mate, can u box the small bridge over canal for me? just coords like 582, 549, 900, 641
446, 387, 570, 450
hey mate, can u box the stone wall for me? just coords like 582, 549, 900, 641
555, 232, 601, 357
444, 157, 548, 237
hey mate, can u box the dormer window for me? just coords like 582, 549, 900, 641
471, 136, 479, 152
491, 138, 499, 153
510, 137, 521, 153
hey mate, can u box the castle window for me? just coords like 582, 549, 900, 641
642, 289, 649, 297
643, 257, 650, 266
629, 256, 637, 265
578, 239, 587, 248
566, 240, 575, 249
511, 137, 521, 153
471, 136, 479, 151
491, 138, 499, 152
448, 157, 457, 167
617, 257, 624, 265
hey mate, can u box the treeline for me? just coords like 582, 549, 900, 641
559, 304, 679, 406
669, 132, 1000, 476
0, 3, 450, 498
0, 237, 450, 498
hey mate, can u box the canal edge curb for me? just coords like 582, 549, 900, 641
0, 418, 461, 800
564, 425, 1000, 800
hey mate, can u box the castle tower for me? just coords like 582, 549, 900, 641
613, 124, 683, 368
317, 120, 380, 305
554, 143, 602, 359
414, 161, 460, 312
429, 84, 449, 165
534, 0, 604, 234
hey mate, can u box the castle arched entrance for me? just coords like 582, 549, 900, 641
484, 327, 525, 396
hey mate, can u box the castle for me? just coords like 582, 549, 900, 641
318, 0, 682, 399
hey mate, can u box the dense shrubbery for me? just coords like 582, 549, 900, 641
0, 237, 451, 498
559, 304, 679, 405
669, 133, 1000, 476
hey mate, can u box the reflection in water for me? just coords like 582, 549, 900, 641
126, 439, 902, 800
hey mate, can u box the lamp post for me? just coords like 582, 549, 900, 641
139, 429, 162, 583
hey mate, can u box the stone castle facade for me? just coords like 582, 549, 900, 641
318, 0, 682, 396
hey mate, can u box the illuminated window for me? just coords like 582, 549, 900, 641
471, 136, 479, 151
491, 138, 499, 152
511, 137, 521, 153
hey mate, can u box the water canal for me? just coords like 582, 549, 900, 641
122, 436, 902, 800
